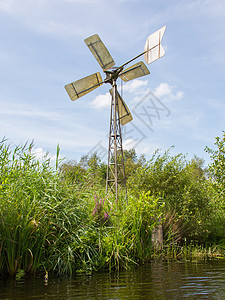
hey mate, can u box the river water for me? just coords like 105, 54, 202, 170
1, 259, 225, 299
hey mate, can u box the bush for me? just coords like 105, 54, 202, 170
127, 149, 211, 242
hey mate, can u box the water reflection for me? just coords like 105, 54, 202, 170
1, 260, 225, 299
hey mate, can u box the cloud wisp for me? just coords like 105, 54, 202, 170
91, 93, 111, 109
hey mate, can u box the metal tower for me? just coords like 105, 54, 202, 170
106, 79, 126, 200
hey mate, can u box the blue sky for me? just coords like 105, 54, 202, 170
0, 0, 224, 166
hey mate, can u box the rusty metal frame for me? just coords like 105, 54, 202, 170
106, 78, 126, 200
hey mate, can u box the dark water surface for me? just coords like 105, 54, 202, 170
1, 260, 225, 299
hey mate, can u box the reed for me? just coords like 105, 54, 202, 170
1, 139, 224, 277
159, 243, 225, 262
0, 140, 90, 276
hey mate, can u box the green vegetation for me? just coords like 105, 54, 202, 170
0, 132, 225, 277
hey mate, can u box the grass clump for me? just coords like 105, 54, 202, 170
0, 139, 90, 276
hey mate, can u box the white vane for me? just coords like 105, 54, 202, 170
144, 26, 166, 65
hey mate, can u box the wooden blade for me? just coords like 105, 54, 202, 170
110, 89, 133, 125
84, 34, 115, 71
65, 72, 103, 101
119, 61, 150, 82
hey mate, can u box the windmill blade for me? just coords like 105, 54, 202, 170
119, 61, 150, 82
65, 72, 103, 101
84, 34, 115, 71
110, 89, 133, 125
117, 92, 133, 126
144, 25, 166, 64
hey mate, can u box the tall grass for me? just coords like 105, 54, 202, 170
1, 139, 223, 278
0, 139, 165, 276
0, 139, 92, 276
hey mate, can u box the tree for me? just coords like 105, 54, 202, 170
60, 153, 107, 187
205, 131, 225, 199
123, 148, 146, 180
60, 160, 86, 185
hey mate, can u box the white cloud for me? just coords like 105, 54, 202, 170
91, 79, 149, 111
91, 92, 111, 109
153, 83, 183, 101
123, 79, 148, 94
31, 147, 62, 165
32, 147, 49, 160
125, 81, 183, 107
154, 83, 171, 98
123, 138, 136, 150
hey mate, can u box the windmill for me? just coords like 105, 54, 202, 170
65, 26, 166, 200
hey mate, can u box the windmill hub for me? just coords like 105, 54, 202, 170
64, 27, 166, 200
104, 67, 124, 84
